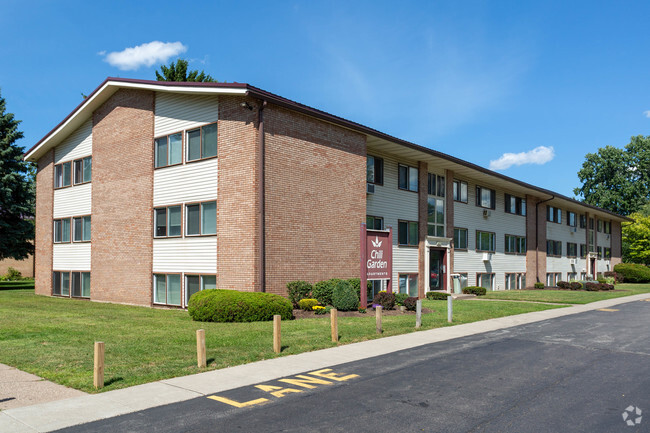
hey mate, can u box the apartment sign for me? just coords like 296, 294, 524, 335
365, 231, 392, 279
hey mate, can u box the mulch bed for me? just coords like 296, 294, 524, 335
292, 307, 435, 319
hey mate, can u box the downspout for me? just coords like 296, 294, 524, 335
535, 195, 555, 283
257, 100, 267, 292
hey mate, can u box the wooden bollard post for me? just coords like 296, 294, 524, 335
447, 295, 453, 323
331, 308, 338, 342
196, 329, 206, 368
273, 315, 281, 354
94, 341, 104, 389
376, 306, 383, 334
416, 300, 422, 329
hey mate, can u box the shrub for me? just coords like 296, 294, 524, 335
4, 267, 22, 281
426, 291, 451, 300
534, 282, 545, 289
372, 291, 396, 310
298, 298, 319, 311
313, 305, 327, 315
188, 289, 293, 322
403, 297, 418, 311
462, 286, 487, 296
569, 281, 583, 290
557, 281, 570, 290
286, 280, 313, 308
584, 282, 614, 291
603, 271, 622, 284
346, 278, 372, 299
331, 280, 359, 311
313, 279, 342, 306
614, 263, 650, 283
394, 293, 409, 306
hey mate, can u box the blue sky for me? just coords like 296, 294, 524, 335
2, 0, 649, 198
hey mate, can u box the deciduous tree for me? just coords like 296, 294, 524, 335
622, 212, 650, 264
155, 59, 217, 82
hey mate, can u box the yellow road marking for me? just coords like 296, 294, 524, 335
278, 375, 332, 389
207, 395, 269, 408
255, 384, 303, 398
642, 299, 650, 302
597, 308, 619, 312
309, 368, 360, 382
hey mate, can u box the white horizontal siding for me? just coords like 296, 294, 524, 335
454, 251, 526, 289
154, 93, 219, 137
53, 243, 91, 270
153, 158, 218, 206
390, 247, 419, 292
54, 119, 92, 163
53, 183, 92, 218
153, 237, 217, 273
596, 231, 611, 249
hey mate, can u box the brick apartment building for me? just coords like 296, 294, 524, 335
24, 78, 629, 307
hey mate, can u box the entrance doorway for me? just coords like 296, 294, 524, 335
429, 249, 445, 291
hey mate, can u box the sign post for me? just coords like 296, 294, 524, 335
360, 223, 393, 308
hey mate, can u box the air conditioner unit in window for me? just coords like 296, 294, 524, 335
482, 252, 492, 261
569, 259, 577, 265
366, 183, 375, 194
482, 210, 491, 218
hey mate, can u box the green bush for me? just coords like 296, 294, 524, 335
4, 267, 23, 281
584, 282, 614, 291
534, 282, 545, 289
614, 263, 650, 283
331, 280, 359, 311
569, 281, 583, 290
298, 298, 319, 311
346, 278, 372, 299
462, 286, 487, 296
557, 281, 570, 290
188, 289, 293, 322
372, 291, 396, 310
603, 271, 622, 284
286, 280, 313, 308
394, 293, 409, 306
426, 291, 451, 300
403, 297, 418, 311
313, 279, 342, 306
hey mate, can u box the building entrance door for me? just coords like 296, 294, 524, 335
429, 249, 445, 291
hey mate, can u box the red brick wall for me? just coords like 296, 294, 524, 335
610, 220, 622, 267
34, 149, 54, 295
0, 255, 34, 278
264, 104, 366, 295
525, 195, 546, 286
91, 89, 154, 306
417, 161, 428, 299
216, 96, 261, 291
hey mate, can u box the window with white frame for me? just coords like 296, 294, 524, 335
154, 205, 182, 238
398, 164, 418, 192
504, 194, 526, 216
366, 215, 384, 230
475, 186, 495, 209
154, 274, 181, 306
54, 218, 71, 243
505, 273, 525, 290
54, 162, 72, 188
398, 274, 418, 297
185, 275, 217, 305
155, 133, 183, 168
505, 235, 526, 254
567, 272, 577, 281
187, 123, 218, 162
366, 155, 384, 184
454, 228, 468, 250
427, 197, 445, 237
73, 156, 92, 184
546, 273, 561, 286
477, 273, 494, 290
73, 216, 91, 242
476, 231, 495, 252
453, 180, 468, 203
186, 201, 217, 236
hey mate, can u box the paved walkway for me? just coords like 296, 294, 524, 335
1, 293, 648, 433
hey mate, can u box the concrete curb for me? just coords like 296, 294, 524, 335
2, 293, 648, 432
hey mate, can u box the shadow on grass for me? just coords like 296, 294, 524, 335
104, 377, 124, 387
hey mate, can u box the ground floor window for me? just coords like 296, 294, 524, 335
185, 274, 217, 304
399, 274, 418, 297
546, 272, 562, 286
476, 273, 494, 290
567, 272, 577, 281
580, 271, 587, 280
154, 274, 181, 306
53, 271, 90, 298
505, 273, 525, 290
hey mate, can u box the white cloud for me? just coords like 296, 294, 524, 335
102, 41, 187, 71
489, 146, 555, 171
643, 110, 650, 118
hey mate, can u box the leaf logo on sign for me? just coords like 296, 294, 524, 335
371, 237, 382, 248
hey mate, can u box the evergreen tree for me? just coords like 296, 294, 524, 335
0, 90, 34, 260
155, 59, 217, 82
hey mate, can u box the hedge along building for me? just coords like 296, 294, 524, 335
24, 78, 630, 308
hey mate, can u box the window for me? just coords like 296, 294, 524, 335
187, 123, 218, 162
398, 164, 418, 192
366, 216, 384, 230
398, 274, 418, 297
366, 155, 384, 184
504, 194, 526, 216
505, 235, 526, 254
475, 186, 495, 209
154, 205, 182, 238
597, 246, 602, 259
153, 274, 181, 306
579, 214, 587, 229
505, 273, 525, 290
53, 218, 71, 243
546, 240, 562, 256
546, 273, 561, 287
589, 217, 594, 229
52, 271, 71, 296
54, 162, 72, 188
603, 221, 611, 234
567, 211, 576, 227
604, 247, 611, 259
453, 180, 468, 203
71, 271, 91, 298
73, 156, 92, 184
546, 206, 562, 223
53, 271, 87, 297
454, 228, 468, 250
186, 201, 217, 236
73, 216, 91, 242
477, 273, 494, 290
567, 242, 578, 257
580, 244, 587, 258
476, 231, 495, 252
597, 220, 603, 232
155, 133, 183, 168
567, 272, 577, 281
427, 173, 445, 197
398, 220, 418, 246
427, 197, 445, 237
588, 230, 595, 252
185, 275, 216, 305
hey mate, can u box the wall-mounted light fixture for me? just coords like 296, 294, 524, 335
240, 102, 254, 110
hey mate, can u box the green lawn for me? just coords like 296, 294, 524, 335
482, 284, 650, 304
0, 286, 565, 393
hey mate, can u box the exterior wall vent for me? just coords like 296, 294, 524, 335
482, 209, 491, 218
366, 183, 375, 194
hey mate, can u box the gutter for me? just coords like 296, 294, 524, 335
257, 100, 267, 292
535, 195, 555, 283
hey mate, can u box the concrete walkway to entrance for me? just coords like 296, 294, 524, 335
1, 293, 649, 433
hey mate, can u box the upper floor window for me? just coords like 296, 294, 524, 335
366, 215, 384, 230
580, 243, 587, 258
427, 173, 445, 197
366, 156, 384, 185
504, 194, 526, 216
154, 205, 182, 238
567, 242, 578, 257
476, 231, 495, 252
567, 211, 576, 227
597, 246, 602, 259
547, 206, 562, 224
398, 164, 418, 192
454, 228, 468, 249
398, 220, 418, 246
453, 180, 468, 203
187, 123, 218, 162
475, 186, 495, 209
54, 162, 72, 188
53, 218, 71, 243
186, 201, 217, 236
603, 221, 611, 234
546, 240, 562, 256
427, 197, 444, 237
505, 234, 526, 254
155, 133, 182, 168
73, 157, 92, 184
73, 216, 91, 242
597, 220, 603, 232
579, 214, 587, 228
